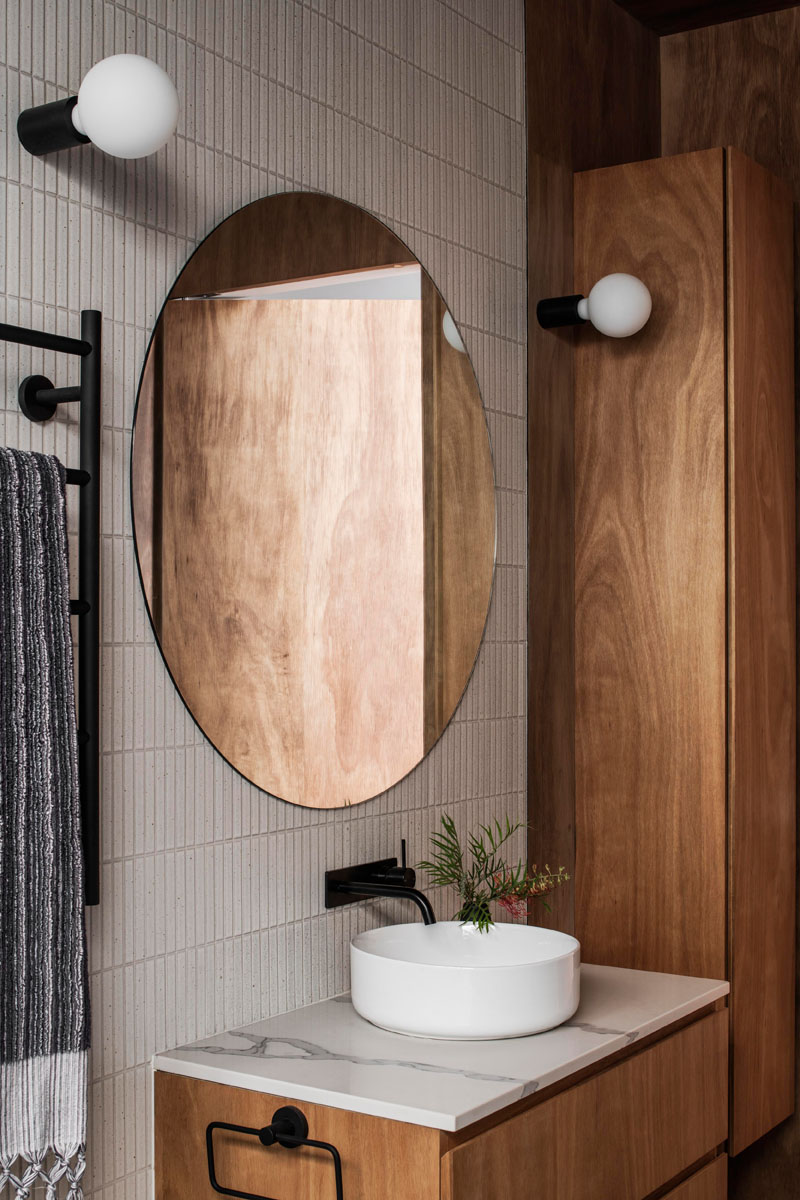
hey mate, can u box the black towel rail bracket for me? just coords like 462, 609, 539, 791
0, 309, 101, 906
206, 1107, 345, 1200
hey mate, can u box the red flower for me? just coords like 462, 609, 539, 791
497, 893, 528, 919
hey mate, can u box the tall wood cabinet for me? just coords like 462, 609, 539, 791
572, 147, 795, 1154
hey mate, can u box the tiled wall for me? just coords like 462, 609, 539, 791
0, 1, 526, 1195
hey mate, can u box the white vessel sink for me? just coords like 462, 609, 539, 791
350, 921, 580, 1040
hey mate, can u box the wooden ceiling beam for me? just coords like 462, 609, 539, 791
613, 1, 799, 35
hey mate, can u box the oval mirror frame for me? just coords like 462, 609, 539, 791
131, 192, 496, 809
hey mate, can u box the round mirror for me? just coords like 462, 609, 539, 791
132, 193, 495, 809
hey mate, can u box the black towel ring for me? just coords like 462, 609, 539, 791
206, 1106, 345, 1200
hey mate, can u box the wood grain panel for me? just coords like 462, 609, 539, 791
570, 0, 663, 175
614, 0, 799, 35
526, 0, 579, 933
153, 297, 426, 808
726, 147, 796, 1153
154, 1072, 441, 1200
422, 282, 495, 749
661, 27, 799, 1188
133, 191, 497, 811
663, 1157, 728, 1200
574, 149, 728, 978
525, 0, 660, 932
440, 1011, 728, 1200
172, 192, 415, 300
661, 12, 785, 178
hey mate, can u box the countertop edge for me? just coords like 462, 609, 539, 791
151, 977, 730, 1132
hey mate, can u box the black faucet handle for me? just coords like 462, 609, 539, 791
371, 858, 416, 888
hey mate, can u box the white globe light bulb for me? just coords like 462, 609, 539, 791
72, 54, 179, 158
442, 310, 467, 354
577, 273, 652, 338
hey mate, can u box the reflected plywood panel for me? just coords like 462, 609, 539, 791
422, 281, 495, 750
132, 192, 496, 811
153, 297, 425, 807
172, 193, 417, 300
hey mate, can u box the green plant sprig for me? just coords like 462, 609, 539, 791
418, 813, 569, 933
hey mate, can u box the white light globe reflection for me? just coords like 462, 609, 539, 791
442, 310, 467, 354
577, 273, 652, 338
72, 54, 179, 158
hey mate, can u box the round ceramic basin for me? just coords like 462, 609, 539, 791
350, 921, 580, 1040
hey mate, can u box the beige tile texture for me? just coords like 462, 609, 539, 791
0, 1, 526, 1195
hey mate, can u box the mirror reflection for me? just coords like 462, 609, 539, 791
132, 193, 495, 809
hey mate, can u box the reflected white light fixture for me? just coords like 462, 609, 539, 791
18, 54, 179, 158
537, 273, 652, 338
442, 310, 467, 354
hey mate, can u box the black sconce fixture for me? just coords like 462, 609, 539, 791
18, 54, 179, 158
537, 273, 652, 337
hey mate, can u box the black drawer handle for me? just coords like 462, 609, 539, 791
206, 1105, 344, 1200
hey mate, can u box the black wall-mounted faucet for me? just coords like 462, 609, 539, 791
324, 840, 437, 925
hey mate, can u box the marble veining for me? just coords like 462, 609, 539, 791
153, 963, 729, 1131
563, 1020, 640, 1045
178, 1031, 521, 1085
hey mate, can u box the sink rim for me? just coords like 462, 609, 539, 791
352, 921, 581, 971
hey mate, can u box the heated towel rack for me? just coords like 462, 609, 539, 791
0, 309, 101, 906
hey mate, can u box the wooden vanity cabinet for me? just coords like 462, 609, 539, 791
155, 1005, 727, 1200
664, 1159, 728, 1200
572, 147, 795, 1155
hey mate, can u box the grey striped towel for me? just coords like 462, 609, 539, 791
0, 449, 89, 1197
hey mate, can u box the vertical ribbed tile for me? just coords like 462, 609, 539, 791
1, 1, 525, 1195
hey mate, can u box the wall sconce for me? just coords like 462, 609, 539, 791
537, 273, 652, 338
18, 54, 179, 158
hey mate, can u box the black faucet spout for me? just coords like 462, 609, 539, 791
329, 879, 436, 925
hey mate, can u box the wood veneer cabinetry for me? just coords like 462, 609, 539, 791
665, 1157, 728, 1200
154, 1008, 727, 1200
440, 1011, 727, 1200
573, 147, 795, 1154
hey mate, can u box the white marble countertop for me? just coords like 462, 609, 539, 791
153, 964, 728, 1131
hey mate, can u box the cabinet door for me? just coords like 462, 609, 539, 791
665, 1157, 727, 1199
154, 1073, 441, 1200
573, 145, 795, 1153
726, 146, 796, 1153
574, 147, 728, 981
440, 1012, 727, 1200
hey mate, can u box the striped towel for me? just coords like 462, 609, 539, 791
0, 449, 89, 1197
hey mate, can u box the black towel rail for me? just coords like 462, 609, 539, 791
1, 310, 101, 906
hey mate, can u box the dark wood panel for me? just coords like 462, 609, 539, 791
527, 0, 578, 934
574, 149, 728, 979
661, 18, 799, 1191
441, 1012, 728, 1200
526, 0, 660, 933
570, 0, 663, 174
661, 11, 784, 177
726, 146, 796, 1154
172, 192, 416, 298
664, 1157, 728, 1199
615, 0, 800, 35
